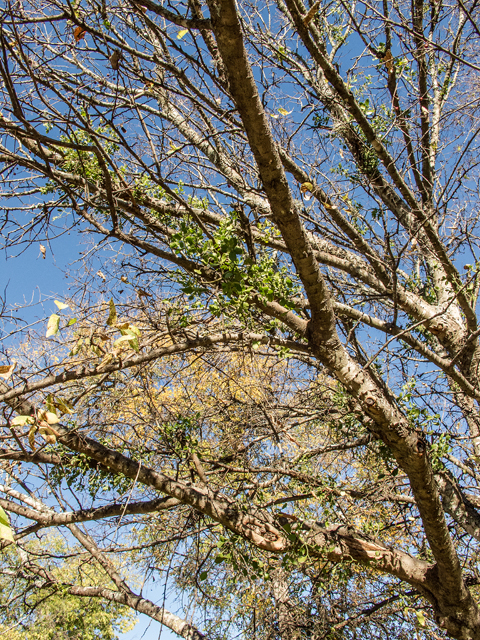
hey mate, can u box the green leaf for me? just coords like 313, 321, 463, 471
67, 318, 77, 326
0, 506, 15, 542
122, 324, 141, 338
70, 338, 83, 355
0, 522, 14, 543
54, 299, 69, 310
46, 313, 60, 337
106, 299, 117, 326
54, 396, 75, 415
199, 571, 208, 581
0, 506, 11, 529
177, 29, 188, 39
416, 610, 426, 627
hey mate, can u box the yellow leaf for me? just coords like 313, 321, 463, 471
97, 353, 114, 371
270, 114, 279, 119
177, 29, 188, 39
28, 424, 37, 451
46, 313, 60, 337
0, 522, 15, 542
54, 300, 69, 310
106, 298, 117, 326
278, 108, 292, 116
301, 182, 314, 201
300, 182, 313, 193
0, 364, 15, 380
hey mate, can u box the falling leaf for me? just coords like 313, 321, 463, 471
97, 270, 106, 281
109, 50, 122, 70
177, 29, 188, 39
106, 298, 117, 326
270, 114, 279, 119
136, 288, 152, 298
39, 244, 46, 259
54, 300, 69, 310
278, 108, 292, 116
0, 364, 15, 380
46, 313, 60, 337
384, 49, 394, 74
73, 26, 87, 42
303, 0, 321, 25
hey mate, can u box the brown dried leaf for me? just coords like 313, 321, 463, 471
384, 49, 394, 74
109, 50, 122, 70
74, 26, 87, 43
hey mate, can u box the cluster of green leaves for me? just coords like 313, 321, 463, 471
48, 442, 135, 498
171, 211, 300, 318
159, 414, 201, 457
40, 124, 120, 195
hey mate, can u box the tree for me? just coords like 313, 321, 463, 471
0, 534, 136, 640
1, 0, 480, 637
